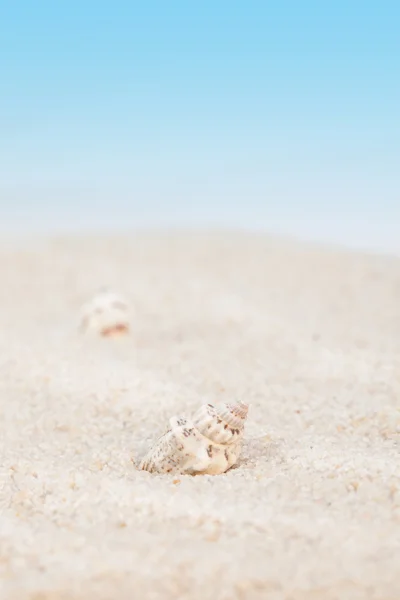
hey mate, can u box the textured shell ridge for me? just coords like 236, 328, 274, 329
216, 400, 249, 428
139, 415, 205, 474
192, 401, 248, 445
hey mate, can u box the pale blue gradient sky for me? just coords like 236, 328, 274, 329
1, 1, 399, 251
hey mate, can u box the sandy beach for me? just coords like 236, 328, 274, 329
0, 232, 399, 600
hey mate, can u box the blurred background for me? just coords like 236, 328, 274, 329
1, 1, 399, 253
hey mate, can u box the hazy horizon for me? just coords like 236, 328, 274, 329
1, 2, 399, 254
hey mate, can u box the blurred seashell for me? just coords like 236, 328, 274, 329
139, 401, 249, 475
80, 289, 131, 337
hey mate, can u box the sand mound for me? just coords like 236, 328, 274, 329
0, 233, 399, 599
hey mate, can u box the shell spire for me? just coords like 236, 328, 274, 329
192, 400, 249, 445
139, 401, 249, 476
218, 401, 249, 426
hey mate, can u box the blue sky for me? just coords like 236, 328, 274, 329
1, 1, 399, 250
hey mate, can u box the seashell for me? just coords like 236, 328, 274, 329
139, 401, 249, 475
80, 289, 131, 337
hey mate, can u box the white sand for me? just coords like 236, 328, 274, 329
0, 232, 399, 600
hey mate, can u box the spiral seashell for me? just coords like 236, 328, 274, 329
139, 401, 249, 475
80, 289, 131, 337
